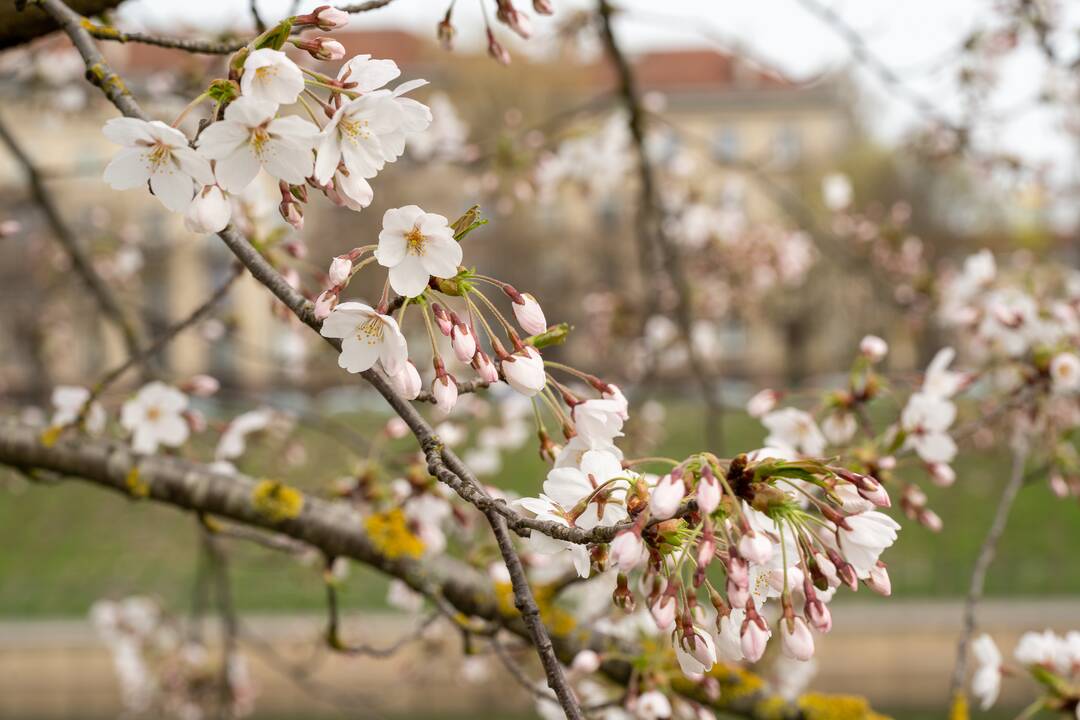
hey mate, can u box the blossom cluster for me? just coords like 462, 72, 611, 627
972, 629, 1080, 715
90, 597, 255, 720
101, 8, 431, 234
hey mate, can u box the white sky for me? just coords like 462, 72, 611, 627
117, 0, 1080, 193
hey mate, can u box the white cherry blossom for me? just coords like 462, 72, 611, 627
319, 301, 408, 375
51, 385, 105, 435
240, 49, 304, 107
762, 408, 826, 457
196, 97, 320, 192
375, 205, 462, 297
971, 634, 1002, 710
120, 382, 190, 454
102, 118, 213, 212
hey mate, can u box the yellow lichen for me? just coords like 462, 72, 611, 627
125, 467, 149, 498
948, 691, 969, 720
364, 509, 424, 559
39, 425, 63, 448
796, 692, 889, 720
251, 480, 304, 522
492, 581, 577, 636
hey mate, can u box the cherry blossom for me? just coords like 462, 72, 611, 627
375, 205, 462, 297
901, 392, 958, 464
1050, 352, 1080, 393
501, 346, 546, 397
102, 118, 213, 212
196, 98, 320, 192
184, 185, 231, 233
971, 634, 1002, 710
762, 408, 826, 457
319, 302, 408, 375
834, 511, 900, 578
240, 49, 304, 107
51, 385, 105, 435
120, 382, 190, 454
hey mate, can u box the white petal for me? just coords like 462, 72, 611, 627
150, 169, 195, 212
420, 233, 463, 279
103, 148, 151, 189
388, 256, 430, 297
338, 335, 380, 373
214, 146, 261, 192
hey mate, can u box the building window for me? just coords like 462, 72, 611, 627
772, 124, 801, 167
712, 126, 739, 162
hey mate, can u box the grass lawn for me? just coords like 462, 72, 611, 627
1, 398, 1078, 618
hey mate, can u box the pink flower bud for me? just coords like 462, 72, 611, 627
855, 474, 891, 508
533, 0, 554, 14
472, 351, 499, 384
389, 361, 422, 400
878, 455, 897, 470
806, 597, 832, 633
610, 531, 643, 572
865, 562, 891, 596
280, 200, 303, 230
727, 555, 749, 586
927, 462, 955, 487
184, 185, 231, 234
813, 551, 840, 587
486, 29, 511, 65
859, 334, 888, 363
650, 595, 676, 631
746, 389, 778, 418
328, 256, 352, 287
501, 346, 546, 396
740, 611, 770, 662
919, 508, 943, 532
313, 5, 349, 30
314, 290, 338, 320
385, 417, 409, 439
431, 304, 453, 336
451, 323, 477, 363
649, 474, 685, 520
726, 576, 749, 609
570, 649, 601, 674
496, 0, 532, 39
432, 374, 458, 415
183, 374, 220, 397
184, 408, 207, 434
696, 471, 721, 515
511, 292, 547, 335
738, 531, 774, 566
780, 616, 815, 661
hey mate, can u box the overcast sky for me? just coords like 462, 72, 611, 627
116, 0, 1080, 189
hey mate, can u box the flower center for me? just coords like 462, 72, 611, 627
250, 125, 272, 157
339, 117, 371, 142
146, 142, 172, 171
255, 65, 278, 82
405, 226, 426, 256
146, 405, 161, 422
357, 317, 385, 345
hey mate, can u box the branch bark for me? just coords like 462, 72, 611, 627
1, 0, 123, 50
948, 444, 1028, 703
0, 417, 824, 720
0, 112, 146, 358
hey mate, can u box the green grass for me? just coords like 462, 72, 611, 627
1, 402, 1078, 618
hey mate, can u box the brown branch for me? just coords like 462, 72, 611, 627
597, 0, 725, 451
0, 417, 823, 720
82, 23, 248, 54
0, 111, 145, 358
88, 262, 242, 398
947, 444, 1028, 703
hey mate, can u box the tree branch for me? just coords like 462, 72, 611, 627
597, 0, 725, 450
948, 444, 1029, 703
0, 417, 831, 720
0, 112, 146, 358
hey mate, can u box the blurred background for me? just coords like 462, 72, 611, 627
1, 0, 1078, 718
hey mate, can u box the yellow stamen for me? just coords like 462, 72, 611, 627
405, 226, 426, 256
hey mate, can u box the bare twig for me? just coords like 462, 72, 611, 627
597, 0, 724, 451
0, 112, 145, 358
948, 444, 1029, 703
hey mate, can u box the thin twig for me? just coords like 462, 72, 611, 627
948, 444, 1029, 702
596, 0, 724, 451
0, 112, 145, 358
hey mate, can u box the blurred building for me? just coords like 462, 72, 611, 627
0, 28, 858, 399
